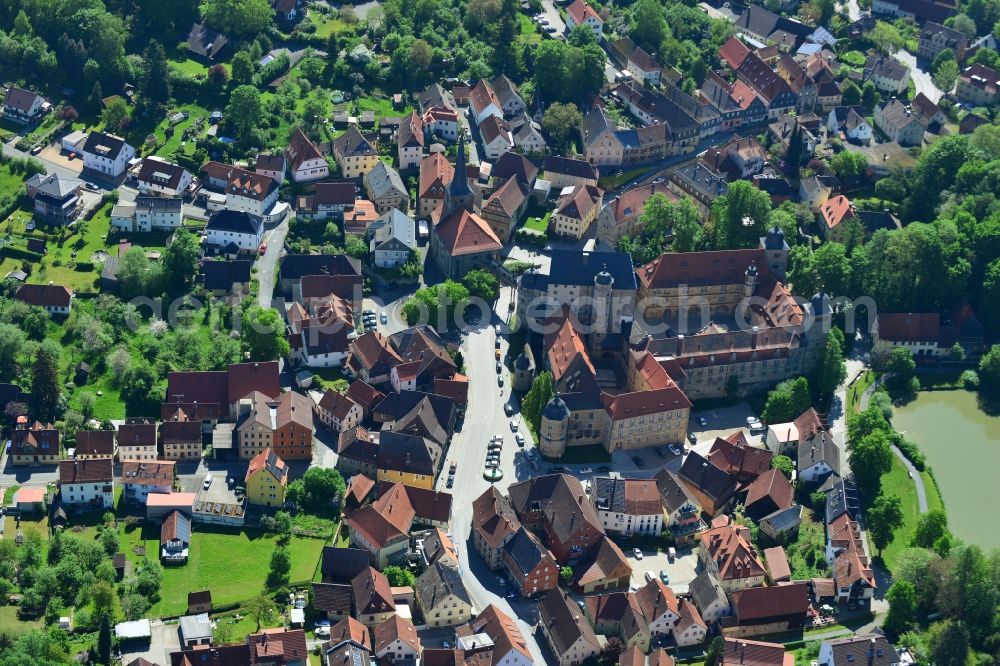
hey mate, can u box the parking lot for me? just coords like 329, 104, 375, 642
688, 400, 762, 448
626, 546, 699, 595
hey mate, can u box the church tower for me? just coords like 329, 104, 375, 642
591, 265, 614, 349
448, 131, 475, 214
743, 262, 758, 299
761, 225, 789, 280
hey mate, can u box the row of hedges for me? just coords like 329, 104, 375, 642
15, 118, 65, 152
0, 245, 44, 262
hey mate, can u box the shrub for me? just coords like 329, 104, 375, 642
959, 369, 979, 390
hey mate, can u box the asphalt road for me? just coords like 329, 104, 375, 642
893, 49, 944, 102
257, 216, 291, 308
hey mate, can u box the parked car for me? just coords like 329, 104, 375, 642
668, 444, 682, 456
687, 432, 697, 445
655, 447, 666, 459
579, 467, 593, 474
510, 419, 518, 432
668, 547, 677, 561
446, 475, 454, 488
380, 311, 387, 324
515, 433, 525, 446
29, 145, 42, 155
504, 403, 514, 416
498, 375, 504, 387
496, 361, 502, 373
659, 570, 670, 583
633, 548, 644, 560
697, 416, 708, 426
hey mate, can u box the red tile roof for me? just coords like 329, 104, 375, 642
821, 195, 855, 231
602, 386, 692, 420
567, 0, 603, 25
637, 249, 768, 289
59, 458, 113, 484
876, 312, 940, 343
16, 284, 72, 308
435, 208, 503, 257
720, 36, 752, 70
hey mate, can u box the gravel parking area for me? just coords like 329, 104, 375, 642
626, 547, 699, 595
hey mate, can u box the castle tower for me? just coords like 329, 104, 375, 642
539, 395, 570, 459
743, 263, 758, 299
591, 265, 614, 348
512, 346, 536, 393
803, 290, 834, 370
448, 131, 475, 214
761, 225, 789, 280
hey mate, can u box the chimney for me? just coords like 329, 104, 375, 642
677, 334, 684, 354
751, 326, 759, 349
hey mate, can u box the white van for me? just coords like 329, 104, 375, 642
203, 473, 213, 490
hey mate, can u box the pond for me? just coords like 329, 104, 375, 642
894, 390, 1000, 550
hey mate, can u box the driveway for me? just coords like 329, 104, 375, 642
894, 49, 944, 102
257, 216, 291, 308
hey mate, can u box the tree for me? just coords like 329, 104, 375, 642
462, 269, 500, 302
244, 594, 277, 631
861, 81, 880, 112
267, 544, 291, 588
559, 566, 573, 585
0, 322, 25, 378
886, 346, 917, 396
489, 0, 521, 76
712, 180, 772, 249
162, 229, 200, 290
850, 430, 893, 494
97, 613, 112, 664
912, 509, 951, 551
829, 151, 867, 180
866, 492, 904, 554
117, 246, 162, 298
30, 340, 61, 423
298, 467, 346, 515
202, 0, 274, 37
383, 565, 416, 587
141, 40, 170, 104
242, 306, 290, 361
786, 122, 803, 170
100, 96, 130, 133
871, 21, 905, 54
521, 371, 554, 433
704, 636, 726, 666
761, 377, 811, 423
949, 12, 977, 38
884, 580, 917, 634
842, 80, 862, 106
401, 282, 471, 329
670, 198, 702, 253
848, 405, 891, 444
932, 49, 959, 91
772, 455, 793, 478
542, 102, 582, 154
226, 85, 262, 141
814, 328, 847, 399
928, 620, 969, 666
208, 64, 229, 86
408, 39, 433, 81
978, 344, 1000, 389
631, 0, 669, 54
231, 52, 255, 86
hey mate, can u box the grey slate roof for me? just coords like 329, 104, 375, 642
417, 560, 472, 611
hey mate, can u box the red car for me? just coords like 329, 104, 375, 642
258, 243, 267, 255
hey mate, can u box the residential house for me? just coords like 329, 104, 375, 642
501, 526, 559, 598
255, 152, 287, 182
374, 614, 422, 662
469, 80, 503, 126
918, 21, 967, 61
537, 588, 601, 666
550, 183, 603, 240
332, 127, 379, 179
827, 106, 872, 144
472, 486, 521, 571
689, 570, 731, 623
698, 518, 766, 593
675, 452, 737, 517
819, 195, 861, 245
492, 75, 526, 117
217, 165, 281, 219
397, 111, 425, 169
246, 628, 309, 665
431, 208, 503, 279
911, 92, 947, 130
619, 648, 675, 666
245, 448, 289, 508
416, 560, 474, 627
654, 468, 705, 545
135, 156, 193, 197
596, 181, 677, 246
373, 431, 439, 489
345, 330, 402, 386
161, 510, 192, 563
734, 5, 811, 45
186, 23, 229, 62
82, 131, 135, 178
573, 537, 633, 594
418, 151, 454, 221
956, 64, 1000, 106
3, 86, 45, 125
163, 361, 281, 424
16, 284, 73, 315
672, 599, 708, 647
507, 474, 604, 565
864, 55, 910, 95
111, 196, 183, 233
423, 106, 460, 142
25, 173, 82, 224
566, 0, 604, 39
827, 513, 876, 603
718, 638, 792, 665
590, 477, 663, 537
490, 151, 538, 189
667, 160, 728, 219
364, 161, 408, 214
59, 459, 114, 509
721, 583, 810, 638
480, 115, 514, 160
296, 182, 356, 221
458, 605, 533, 666
818, 633, 899, 666
11, 420, 60, 466
743, 469, 794, 522
286, 128, 329, 183
580, 105, 626, 166
187, 591, 213, 615
118, 421, 158, 462
122, 460, 174, 504
369, 209, 416, 269
799, 174, 833, 211
479, 177, 527, 243
236, 390, 314, 461
205, 209, 263, 252
201, 258, 254, 296
635, 578, 680, 640
735, 53, 798, 119
345, 483, 415, 567
422, 526, 459, 568
872, 0, 956, 22
874, 99, 926, 146
586, 591, 650, 651
544, 157, 599, 192
74, 430, 116, 460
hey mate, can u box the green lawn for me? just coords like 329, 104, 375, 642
523, 211, 550, 234
357, 96, 412, 120
846, 370, 875, 416
169, 57, 210, 78
3, 484, 19, 503
0, 162, 26, 198
308, 11, 350, 38
0, 605, 44, 634
518, 14, 543, 44
24, 203, 113, 292
147, 527, 326, 617
150, 103, 211, 160
879, 455, 921, 571
597, 167, 647, 191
